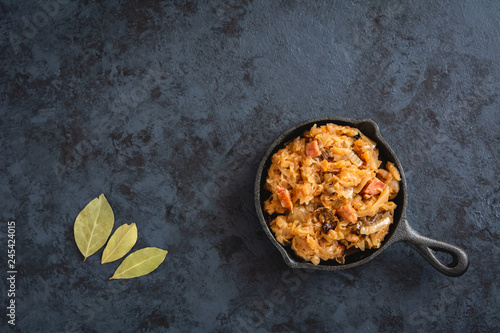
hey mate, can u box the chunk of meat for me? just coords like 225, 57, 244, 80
336, 204, 358, 223
345, 233, 360, 243
305, 140, 321, 158
276, 185, 293, 210
337, 243, 345, 257
360, 177, 387, 196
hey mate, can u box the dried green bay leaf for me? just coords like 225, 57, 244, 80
109, 247, 168, 280
101, 223, 138, 264
74, 194, 114, 262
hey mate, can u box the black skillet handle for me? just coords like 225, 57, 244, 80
394, 219, 469, 277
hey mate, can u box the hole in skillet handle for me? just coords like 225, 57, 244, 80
433, 250, 455, 266
254, 117, 407, 271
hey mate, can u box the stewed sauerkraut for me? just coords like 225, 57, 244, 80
264, 123, 401, 265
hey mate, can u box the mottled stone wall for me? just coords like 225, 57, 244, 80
0, 1, 498, 332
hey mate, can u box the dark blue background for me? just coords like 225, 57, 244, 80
1, 1, 499, 332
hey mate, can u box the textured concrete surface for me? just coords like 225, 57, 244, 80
1, 1, 499, 332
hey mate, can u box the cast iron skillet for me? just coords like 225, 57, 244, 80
254, 117, 469, 277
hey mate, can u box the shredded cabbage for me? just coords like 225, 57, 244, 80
264, 123, 400, 264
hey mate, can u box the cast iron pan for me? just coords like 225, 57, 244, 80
254, 117, 469, 277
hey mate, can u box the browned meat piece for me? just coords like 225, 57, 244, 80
360, 177, 387, 196
336, 204, 358, 223
337, 243, 345, 257
345, 233, 360, 243
276, 185, 293, 210
305, 140, 321, 158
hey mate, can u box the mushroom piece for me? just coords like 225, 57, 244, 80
316, 207, 339, 234
359, 212, 392, 235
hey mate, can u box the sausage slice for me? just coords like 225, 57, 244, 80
360, 177, 387, 196
305, 140, 321, 158
276, 185, 293, 210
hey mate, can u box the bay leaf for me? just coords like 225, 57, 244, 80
109, 247, 168, 280
101, 223, 138, 264
74, 194, 114, 262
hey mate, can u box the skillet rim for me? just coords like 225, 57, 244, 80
254, 116, 408, 270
